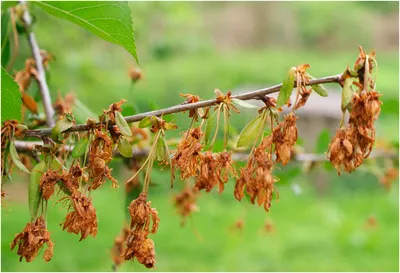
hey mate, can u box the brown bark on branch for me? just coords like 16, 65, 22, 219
25, 74, 342, 138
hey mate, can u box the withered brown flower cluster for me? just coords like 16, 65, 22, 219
11, 217, 54, 262
328, 48, 382, 174
172, 127, 203, 180
174, 184, 199, 225
61, 190, 98, 241
272, 113, 298, 166
87, 129, 117, 190
194, 151, 236, 193
235, 137, 279, 212
124, 192, 159, 268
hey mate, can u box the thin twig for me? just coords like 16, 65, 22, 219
25, 74, 342, 138
19, 1, 55, 128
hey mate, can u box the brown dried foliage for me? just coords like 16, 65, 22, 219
124, 193, 159, 268
10, 217, 54, 262
235, 137, 279, 212
194, 151, 237, 194
272, 113, 298, 166
87, 130, 117, 190
172, 127, 203, 180
174, 185, 199, 225
60, 190, 98, 241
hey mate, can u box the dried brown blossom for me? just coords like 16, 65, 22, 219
124, 193, 159, 268
124, 230, 156, 268
53, 93, 75, 116
128, 193, 159, 234
87, 130, 117, 190
235, 138, 279, 212
172, 127, 203, 180
272, 113, 298, 166
174, 185, 199, 225
181, 93, 200, 120
103, 99, 126, 123
328, 90, 382, 174
10, 217, 54, 262
40, 170, 62, 201
60, 190, 98, 241
111, 224, 130, 270
380, 168, 398, 190
129, 66, 143, 82
194, 151, 237, 193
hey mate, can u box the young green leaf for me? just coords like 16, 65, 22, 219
32, 1, 139, 63
9, 141, 30, 174
1, 67, 22, 122
115, 111, 132, 137
307, 73, 329, 97
164, 122, 178, 131
205, 110, 218, 145
236, 114, 265, 148
29, 161, 46, 220
139, 116, 152, 128
341, 78, 355, 112
156, 137, 167, 162
118, 137, 133, 158
276, 67, 296, 108
51, 117, 74, 143
71, 137, 89, 158
231, 98, 258, 108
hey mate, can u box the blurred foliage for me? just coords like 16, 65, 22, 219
1, 1, 398, 272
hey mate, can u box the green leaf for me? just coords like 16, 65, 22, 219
1, 9, 11, 67
156, 136, 166, 162
236, 114, 265, 148
115, 111, 132, 136
311, 84, 328, 97
205, 109, 217, 145
307, 73, 329, 97
117, 137, 133, 158
341, 77, 355, 112
1, 67, 22, 122
138, 116, 152, 128
1, 1, 17, 10
71, 137, 89, 158
51, 117, 74, 143
33, 1, 138, 63
29, 161, 46, 220
231, 98, 258, 108
9, 141, 30, 174
276, 67, 296, 108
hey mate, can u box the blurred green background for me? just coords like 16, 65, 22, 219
1, 2, 399, 272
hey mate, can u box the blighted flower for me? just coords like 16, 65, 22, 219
172, 127, 203, 180
124, 193, 159, 268
10, 217, 54, 262
174, 185, 199, 226
272, 113, 298, 166
60, 190, 98, 241
234, 138, 279, 212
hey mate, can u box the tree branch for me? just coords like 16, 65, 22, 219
20, 1, 55, 128
25, 74, 342, 138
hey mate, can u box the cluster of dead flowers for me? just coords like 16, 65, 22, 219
9, 100, 136, 263
328, 47, 382, 174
